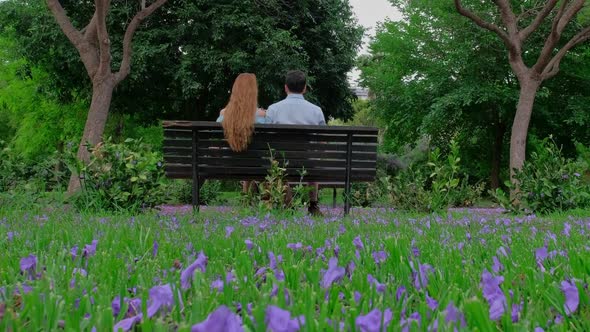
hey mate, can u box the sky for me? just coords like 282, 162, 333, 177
348, 0, 402, 83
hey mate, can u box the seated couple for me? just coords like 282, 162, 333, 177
216, 70, 325, 216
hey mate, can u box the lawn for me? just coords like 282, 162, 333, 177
0, 206, 589, 331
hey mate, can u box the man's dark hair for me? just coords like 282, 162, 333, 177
285, 70, 307, 93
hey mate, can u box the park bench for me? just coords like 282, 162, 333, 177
162, 121, 379, 215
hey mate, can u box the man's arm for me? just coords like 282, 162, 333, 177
317, 108, 326, 126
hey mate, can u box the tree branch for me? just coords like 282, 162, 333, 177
542, 25, 590, 80
492, 0, 519, 36
519, 0, 559, 42
46, 0, 84, 48
95, 0, 112, 76
454, 0, 512, 46
115, 0, 168, 84
532, 0, 585, 74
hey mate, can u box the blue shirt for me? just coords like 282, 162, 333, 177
216, 110, 267, 124
266, 94, 326, 125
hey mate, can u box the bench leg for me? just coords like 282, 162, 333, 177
192, 177, 200, 213
332, 187, 337, 209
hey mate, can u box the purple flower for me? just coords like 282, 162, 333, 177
492, 256, 503, 273
191, 305, 244, 332
372, 251, 387, 265
181, 251, 208, 290
71, 246, 78, 260
396, 286, 406, 301
535, 246, 548, 271
112, 297, 142, 318
245, 239, 253, 251
346, 260, 356, 278
561, 280, 579, 315
225, 226, 234, 238
152, 241, 158, 258
426, 294, 438, 311
355, 308, 392, 332
353, 236, 364, 251
410, 261, 434, 290
265, 306, 304, 332
226, 271, 236, 284
83, 240, 98, 257
7, 232, 14, 241
287, 243, 303, 250
443, 302, 466, 327
497, 246, 508, 257
535, 328, 545, 332
146, 284, 180, 318
400, 312, 421, 332
354, 291, 362, 303
211, 278, 224, 292
113, 314, 142, 332
321, 257, 345, 289
511, 301, 523, 322
20, 254, 37, 278
480, 270, 506, 321
367, 274, 386, 293
563, 223, 571, 237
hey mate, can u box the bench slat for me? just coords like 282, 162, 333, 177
165, 166, 376, 181
163, 156, 376, 169
163, 147, 376, 160
163, 121, 379, 134
163, 139, 377, 153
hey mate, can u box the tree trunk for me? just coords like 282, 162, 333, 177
67, 79, 115, 193
490, 113, 505, 190
509, 79, 540, 191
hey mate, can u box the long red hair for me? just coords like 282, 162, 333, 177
222, 73, 258, 152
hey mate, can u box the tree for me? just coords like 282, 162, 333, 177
45, 0, 168, 193
453, 0, 590, 189
360, 1, 519, 189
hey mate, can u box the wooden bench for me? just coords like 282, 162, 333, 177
162, 121, 379, 215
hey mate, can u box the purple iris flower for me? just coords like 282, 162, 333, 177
20, 254, 37, 279
320, 257, 345, 289
563, 223, 571, 237
191, 305, 244, 332
181, 251, 208, 290
152, 241, 158, 258
245, 239, 253, 251
400, 312, 421, 332
355, 308, 392, 332
113, 314, 142, 332
367, 274, 386, 293
287, 243, 303, 250
372, 251, 387, 265
225, 226, 234, 238
211, 278, 224, 292
353, 236, 364, 251
443, 302, 466, 327
480, 270, 506, 321
561, 280, 579, 315
492, 256, 503, 273
83, 240, 98, 257
146, 284, 181, 318
112, 297, 142, 317
396, 286, 406, 301
265, 305, 304, 332
7, 232, 14, 241
426, 294, 438, 311
410, 261, 434, 290
511, 301, 523, 322
71, 246, 79, 260
354, 291, 362, 303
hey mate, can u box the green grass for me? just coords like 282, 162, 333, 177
1, 203, 589, 331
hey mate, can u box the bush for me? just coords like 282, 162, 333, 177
495, 137, 590, 214
162, 179, 223, 206
389, 139, 484, 212
69, 137, 165, 212
0, 140, 69, 193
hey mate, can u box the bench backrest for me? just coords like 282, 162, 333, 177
162, 121, 378, 182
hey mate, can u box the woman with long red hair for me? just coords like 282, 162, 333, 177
217, 73, 266, 151
216, 73, 266, 193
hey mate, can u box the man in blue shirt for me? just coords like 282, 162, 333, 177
266, 70, 326, 216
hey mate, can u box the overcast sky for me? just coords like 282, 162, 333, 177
348, 0, 401, 83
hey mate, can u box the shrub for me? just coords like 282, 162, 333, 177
69, 137, 165, 212
162, 179, 223, 206
495, 137, 590, 214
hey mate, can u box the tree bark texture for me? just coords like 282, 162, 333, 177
45, 0, 168, 194
454, 0, 590, 195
